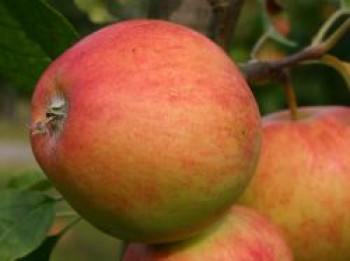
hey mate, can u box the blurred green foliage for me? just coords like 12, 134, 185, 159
0, 2, 50, 96
0, 0, 78, 97
73, 0, 115, 23
2, 0, 347, 114
233, 0, 349, 114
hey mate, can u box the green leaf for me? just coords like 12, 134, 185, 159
257, 0, 296, 47
0, 2, 49, 90
0, 0, 79, 91
2, 0, 79, 59
7, 171, 52, 191
16, 235, 60, 261
0, 190, 56, 261
17, 217, 82, 261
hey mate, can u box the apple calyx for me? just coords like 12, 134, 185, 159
31, 95, 67, 136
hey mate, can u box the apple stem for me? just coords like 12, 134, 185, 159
281, 71, 298, 120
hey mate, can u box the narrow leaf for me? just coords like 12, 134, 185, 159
0, 190, 56, 260
257, 0, 296, 48
321, 54, 350, 90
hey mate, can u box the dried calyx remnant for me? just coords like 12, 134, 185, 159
32, 95, 67, 136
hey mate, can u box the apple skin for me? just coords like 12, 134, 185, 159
123, 205, 293, 261
239, 106, 350, 260
30, 20, 261, 243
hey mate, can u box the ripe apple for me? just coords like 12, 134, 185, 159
30, 20, 261, 243
239, 106, 350, 260
123, 205, 293, 261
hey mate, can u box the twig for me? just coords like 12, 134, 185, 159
242, 14, 350, 83
241, 44, 324, 83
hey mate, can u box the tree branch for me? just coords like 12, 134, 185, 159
241, 45, 325, 83
242, 15, 350, 84
207, 0, 245, 52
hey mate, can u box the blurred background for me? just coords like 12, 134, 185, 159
0, 0, 349, 260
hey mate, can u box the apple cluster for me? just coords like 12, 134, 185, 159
239, 106, 350, 261
30, 20, 349, 260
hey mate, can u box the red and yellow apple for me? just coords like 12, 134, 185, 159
30, 20, 261, 243
239, 106, 350, 260
123, 205, 293, 261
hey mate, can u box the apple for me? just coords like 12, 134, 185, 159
30, 20, 261, 243
239, 106, 350, 260
123, 205, 293, 261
